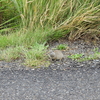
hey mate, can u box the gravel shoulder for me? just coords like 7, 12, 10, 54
0, 40, 100, 100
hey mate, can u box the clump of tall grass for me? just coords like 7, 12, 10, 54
58, 1, 100, 40
1, 0, 100, 40
0, 0, 20, 31
10, 0, 100, 41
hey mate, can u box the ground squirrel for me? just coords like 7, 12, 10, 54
48, 50, 64, 61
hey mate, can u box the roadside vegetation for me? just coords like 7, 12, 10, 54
68, 48, 100, 62
0, 0, 100, 67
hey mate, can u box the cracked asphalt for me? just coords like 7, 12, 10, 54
0, 66, 100, 100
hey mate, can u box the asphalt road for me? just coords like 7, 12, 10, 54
0, 67, 100, 100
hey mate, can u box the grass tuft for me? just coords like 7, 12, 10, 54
23, 43, 49, 67
0, 46, 24, 61
56, 44, 68, 50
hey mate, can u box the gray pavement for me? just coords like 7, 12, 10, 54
0, 67, 100, 100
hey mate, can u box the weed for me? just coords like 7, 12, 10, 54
68, 54, 83, 60
68, 47, 100, 62
0, 46, 24, 61
56, 44, 68, 50
93, 47, 99, 53
0, 35, 10, 48
78, 49, 100, 62
23, 43, 50, 67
